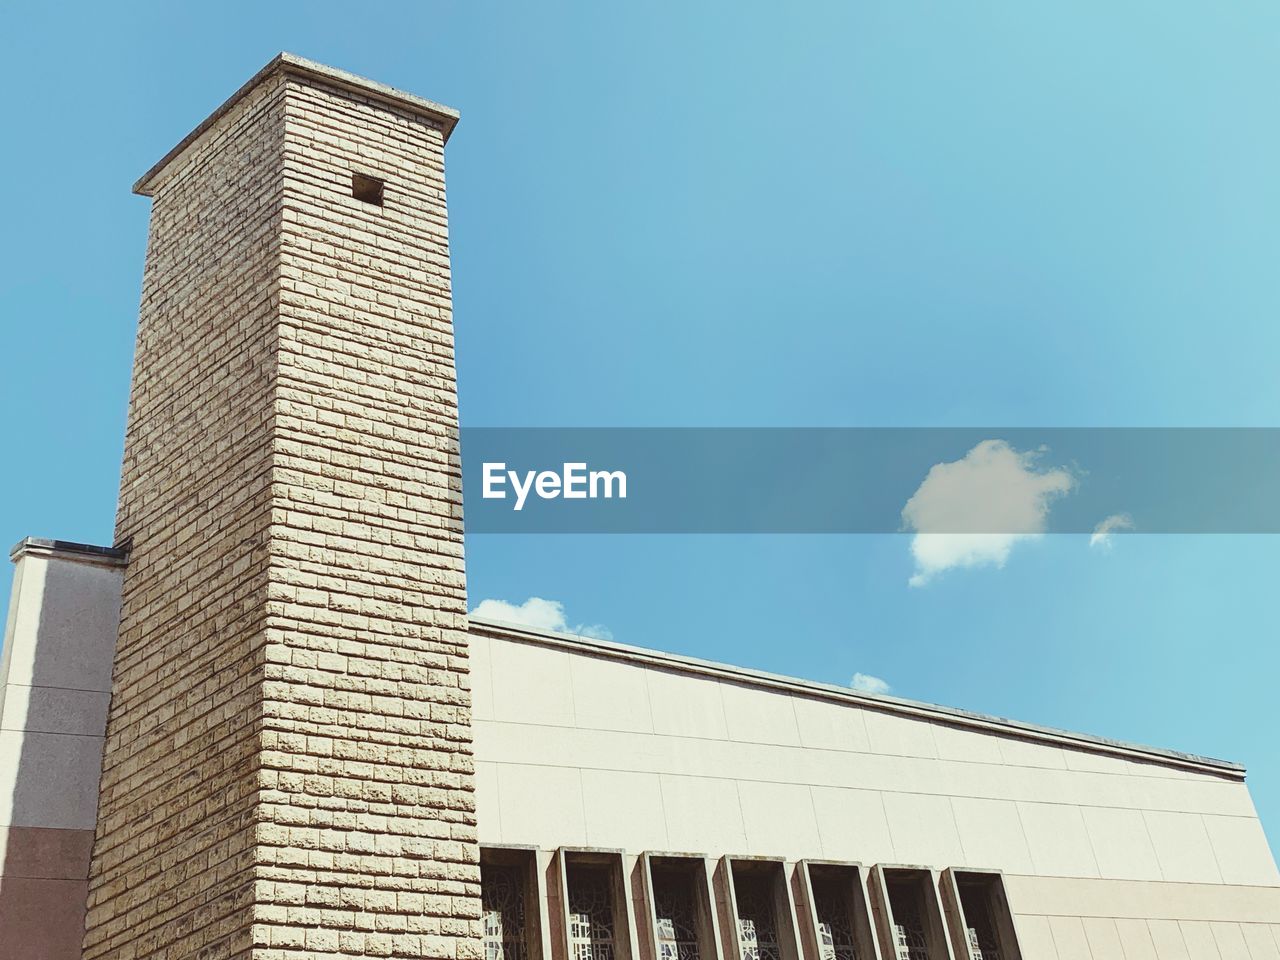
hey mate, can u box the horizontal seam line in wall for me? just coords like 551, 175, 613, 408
1018, 912, 1280, 919
475, 628, 1243, 778
470, 718, 1225, 785
0, 727, 103, 739
2, 682, 110, 695
1016, 909, 1280, 918
1003, 872, 1280, 889
475, 758, 1261, 818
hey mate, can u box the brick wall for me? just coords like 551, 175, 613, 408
84, 58, 478, 960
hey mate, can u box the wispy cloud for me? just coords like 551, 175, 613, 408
1090, 513, 1134, 550
902, 439, 1075, 586
851, 672, 891, 695
469, 596, 613, 640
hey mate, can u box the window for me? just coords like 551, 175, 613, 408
645, 854, 719, 960
483, 863, 530, 960
560, 851, 633, 960
803, 870, 865, 960
482, 849, 542, 960
725, 859, 799, 960
351, 172, 385, 206
946, 871, 1022, 960
652, 870, 701, 960
870, 868, 949, 960
727, 860, 793, 960
567, 866, 617, 960
885, 881, 930, 960
735, 875, 781, 960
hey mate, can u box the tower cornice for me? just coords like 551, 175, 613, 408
133, 51, 460, 196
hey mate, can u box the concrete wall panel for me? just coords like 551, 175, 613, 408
881, 792, 964, 867
1204, 815, 1280, 886
1081, 917, 1125, 959
1209, 921, 1251, 960
1005, 875, 1280, 922
863, 709, 937, 759
495, 763, 587, 849
475, 760, 502, 843
1144, 811, 1224, 883
949, 797, 1035, 874
490, 641, 576, 727
1047, 916, 1092, 960
1148, 919, 1194, 959
793, 695, 871, 753
1013, 914, 1059, 959
581, 769, 668, 849
467, 628, 1280, 945
721, 681, 802, 747
571, 655, 655, 734
1113, 918, 1159, 960
808, 786, 895, 864
736, 781, 820, 857
647, 669, 729, 740
470, 631, 494, 722
658, 775, 746, 854
1016, 803, 1101, 879
469, 627, 1279, 938
473, 718, 1256, 821
931, 721, 1004, 764
1241, 923, 1280, 960
1179, 920, 1224, 959
1079, 807, 1163, 882
0, 542, 125, 960
6, 573, 1277, 952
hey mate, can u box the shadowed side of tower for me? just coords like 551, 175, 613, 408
83, 54, 478, 959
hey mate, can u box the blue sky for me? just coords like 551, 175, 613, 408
2, 2, 1278, 852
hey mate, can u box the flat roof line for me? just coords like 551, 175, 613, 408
10, 537, 129, 567
468, 617, 1245, 780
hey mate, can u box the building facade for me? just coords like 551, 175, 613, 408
1, 54, 1278, 960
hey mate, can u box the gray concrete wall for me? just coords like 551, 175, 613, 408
469, 622, 1280, 958
3, 553, 1278, 958
0, 540, 124, 960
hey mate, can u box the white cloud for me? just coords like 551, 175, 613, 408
851, 672, 891, 695
575, 622, 614, 641
1090, 513, 1134, 550
902, 439, 1075, 586
468, 596, 613, 640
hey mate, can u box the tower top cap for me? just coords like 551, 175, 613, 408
134, 52, 461, 196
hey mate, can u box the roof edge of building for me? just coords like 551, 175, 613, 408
133, 52, 460, 197
9, 537, 129, 567
468, 617, 1246, 780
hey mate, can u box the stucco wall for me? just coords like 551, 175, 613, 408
0, 542, 125, 960
469, 623, 1280, 958
4, 561, 1279, 958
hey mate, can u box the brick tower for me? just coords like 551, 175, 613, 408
83, 55, 479, 959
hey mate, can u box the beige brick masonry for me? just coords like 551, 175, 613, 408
84, 55, 478, 960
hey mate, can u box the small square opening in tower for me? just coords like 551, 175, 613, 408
352, 173, 385, 206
